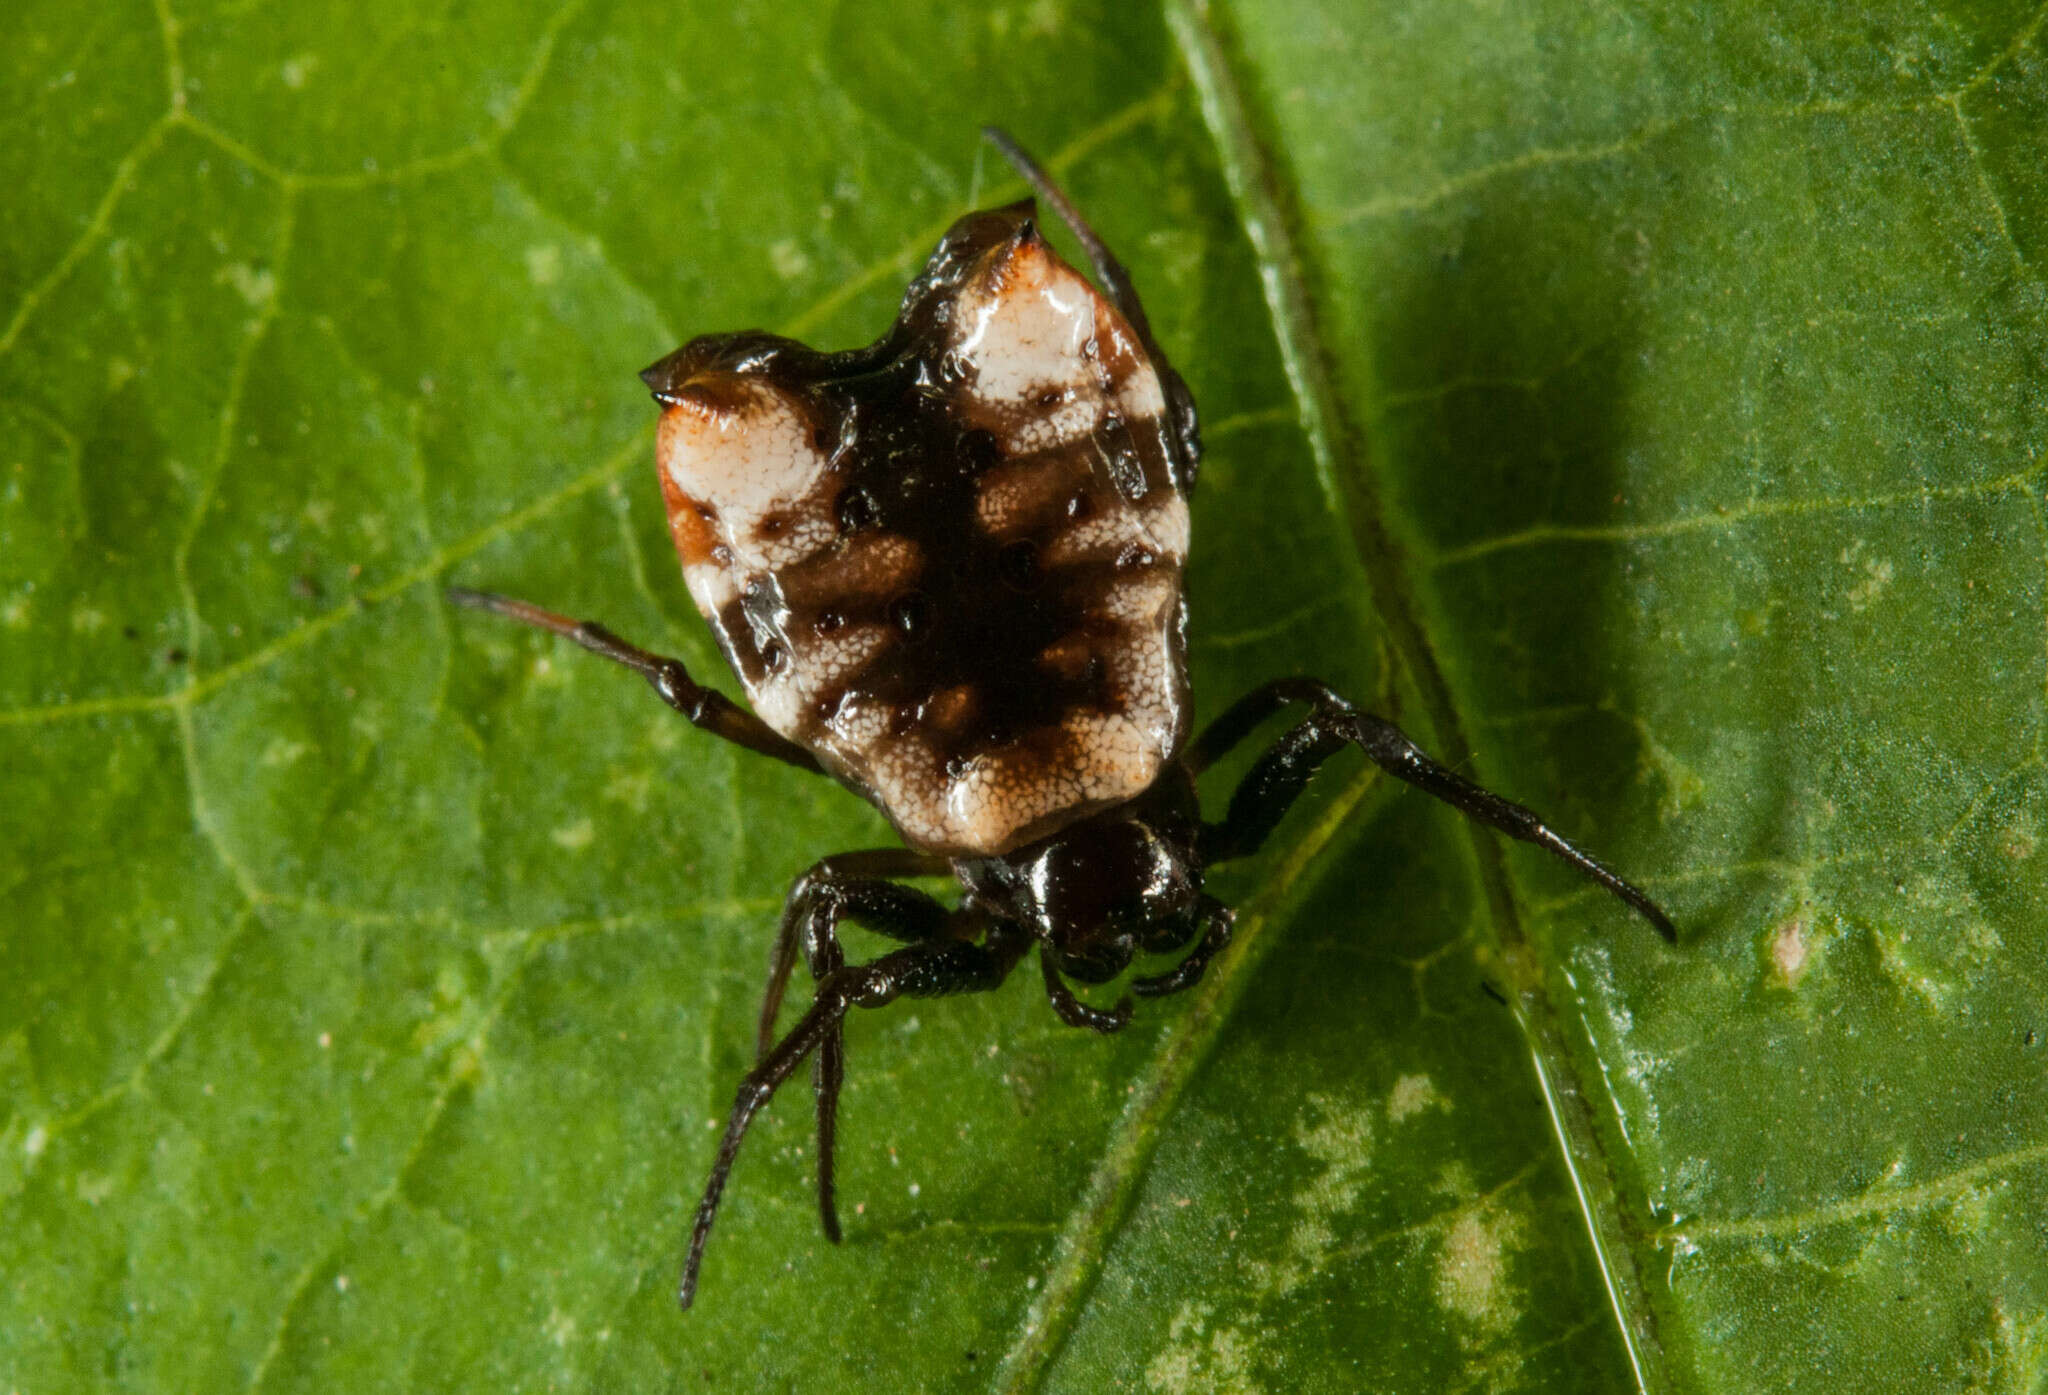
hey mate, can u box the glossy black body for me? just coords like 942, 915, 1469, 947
956, 764, 1205, 982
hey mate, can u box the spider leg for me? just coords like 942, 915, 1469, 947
447, 587, 825, 774
1039, 949, 1133, 1033
758, 850, 952, 1059
982, 126, 1157, 352
756, 851, 952, 1245
981, 125, 1202, 488
681, 927, 1029, 1310
1182, 677, 1336, 776
1196, 680, 1676, 942
1132, 897, 1236, 999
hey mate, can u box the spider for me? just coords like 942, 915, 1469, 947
450, 128, 1674, 1309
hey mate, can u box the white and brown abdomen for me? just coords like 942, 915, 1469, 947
644, 203, 1194, 858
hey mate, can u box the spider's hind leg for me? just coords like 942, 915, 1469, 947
980, 125, 1201, 486
1193, 678, 1675, 941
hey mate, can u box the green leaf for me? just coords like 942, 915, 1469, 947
5, 1, 2045, 1391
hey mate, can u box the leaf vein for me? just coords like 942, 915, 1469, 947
171, 0, 584, 192
1326, 90, 2020, 230
779, 81, 1177, 342
1434, 462, 2048, 568
244, 919, 564, 1392
25, 906, 264, 1151
1944, 0, 2048, 101
990, 763, 1383, 1394
1941, 93, 2034, 281
0, 427, 650, 728
1164, 3, 1679, 1390
1664, 1138, 2048, 1245
0, 114, 173, 361
152, 0, 185, 111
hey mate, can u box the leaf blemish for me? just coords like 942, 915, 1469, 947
1434, 1202, 1529, 1337
1846, 558, 1894, 611
525, 245, 562, 287
218, 262, 276, 309
261, 737, 311, 768
1872, 878, 2004, 1009
551, 818, 596, 851
768, 239, 811, 281
1769, 916, 1812, 986
2001, 820, 2036, 861
1245, 1092, 1374, 1297
1838, 540, 1894, 612
1387, 1073, 1445, 1123
1143, 1301, 1263, 1395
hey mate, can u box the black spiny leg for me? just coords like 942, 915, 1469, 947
1194, 679, 1676, 942
756, 851, 952, 1244
1131, 897, 1237, 999
982, 126, 1159, 355
682, 925, 1031, 1310
447, 588, 825, 774
1039, 950, 1133, 1033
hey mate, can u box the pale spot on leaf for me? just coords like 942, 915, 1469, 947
1434, 1202, 1528, 1334
1846, 557, 1894, 611
525, 244, 562, 286
1144, 1301, 1265, 1395
218, 262, 276, 308
1388, 1072, 1444, 1123
1770, 915, 1812, 985
2002, 819, 2037, 861
1873, 876, 2002, 1009
551, 818, 595, 851
1244, 1091, 1374, 1297
768, 238, 810, 280
261, 737, 310, 768
603, 768, 653, 812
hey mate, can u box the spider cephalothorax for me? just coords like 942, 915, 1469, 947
450, 128, 1673, 1309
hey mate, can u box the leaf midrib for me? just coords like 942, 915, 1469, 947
989, 2, 1673, 1390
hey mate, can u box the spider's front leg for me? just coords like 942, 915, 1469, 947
1191, 679, 1675, 941
1130, 897, 1236, 1000
756, 850, 951, 1245
682, 923, 1030, 1310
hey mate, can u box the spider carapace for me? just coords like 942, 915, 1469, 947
450, 128, 1674, 1309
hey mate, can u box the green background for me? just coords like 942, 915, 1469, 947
5, 0, 2047, 1390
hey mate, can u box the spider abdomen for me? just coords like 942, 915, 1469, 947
648, 204, 1193, 856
